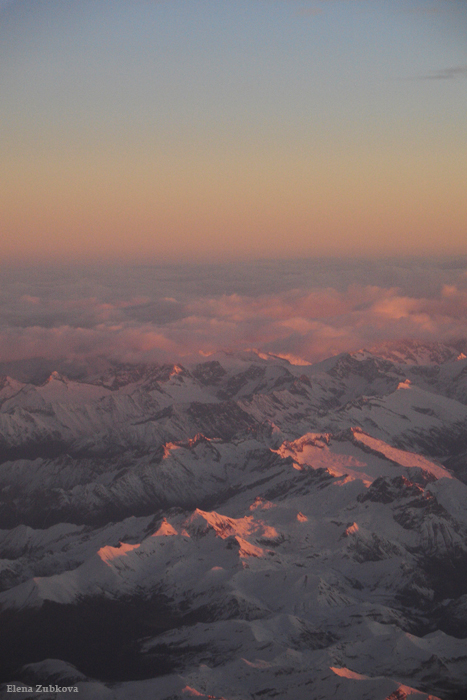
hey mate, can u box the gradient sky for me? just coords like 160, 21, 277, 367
1, 0, 466, 264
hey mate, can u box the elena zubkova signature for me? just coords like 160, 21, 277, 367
5, 685, 79, 694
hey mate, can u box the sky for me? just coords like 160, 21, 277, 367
1, 0, 466, 264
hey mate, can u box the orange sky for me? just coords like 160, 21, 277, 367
1, 0, 466, 264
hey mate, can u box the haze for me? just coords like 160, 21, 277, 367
0, 257, 466, 376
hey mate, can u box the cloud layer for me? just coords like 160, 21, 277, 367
417, 65, 467, 80
1, 258, 467, 372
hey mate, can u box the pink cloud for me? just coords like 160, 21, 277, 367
1, 269, 467, 367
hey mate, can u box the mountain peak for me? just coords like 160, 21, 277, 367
46, 370, 67, 384
366, 340, 459, 366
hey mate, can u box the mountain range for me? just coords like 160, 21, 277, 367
1, 341, 467, 699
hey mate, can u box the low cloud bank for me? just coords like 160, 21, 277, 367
1, 258, 467, 371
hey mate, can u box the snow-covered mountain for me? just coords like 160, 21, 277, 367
1, 343, 467, 699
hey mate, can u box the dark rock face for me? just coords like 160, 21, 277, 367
192, 361, 227, 386
186, 400, 256, 439
358, 476, 425, 504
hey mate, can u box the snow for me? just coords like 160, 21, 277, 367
152, 518, 178, 536
2, 344, 467, 699
97, 542, 141, 566
350, 429, 451, 480
331, 666, 368, 680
